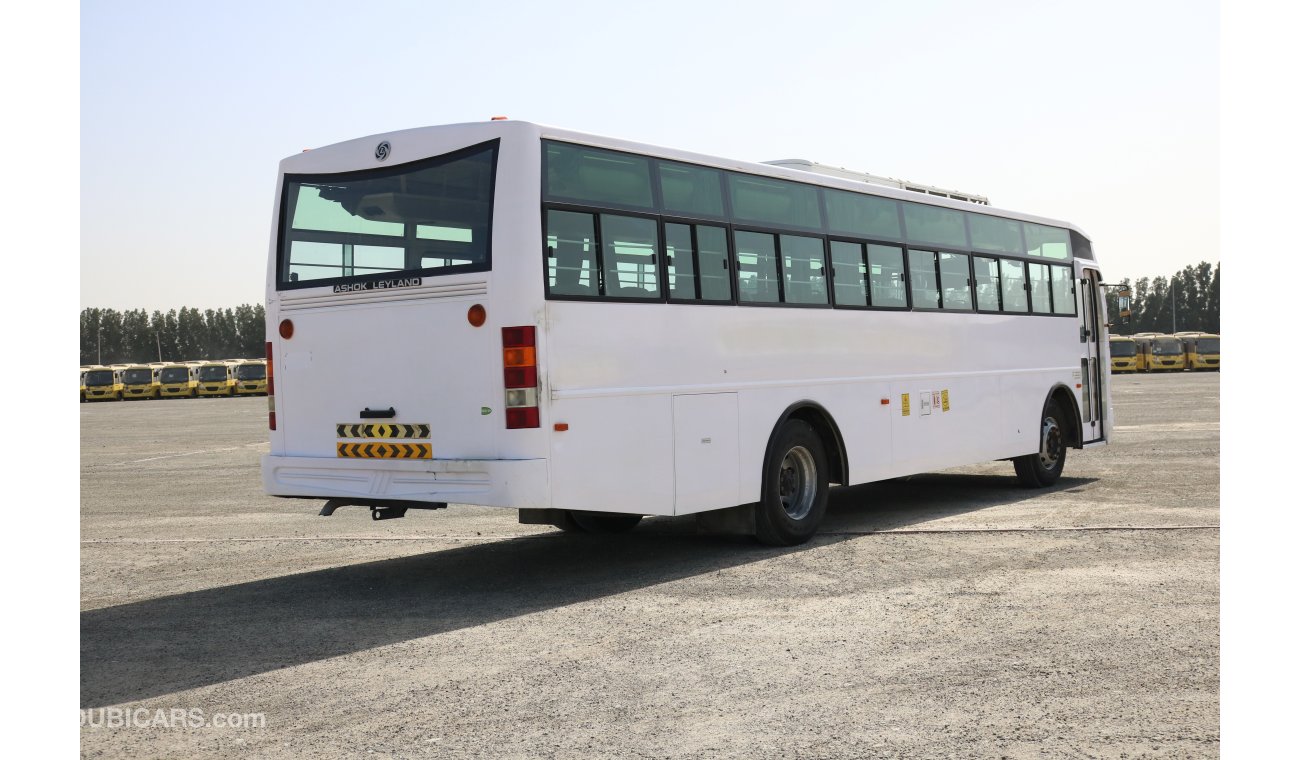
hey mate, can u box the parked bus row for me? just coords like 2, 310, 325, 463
80, 359, 268, 401
1108, 332, 1220, 373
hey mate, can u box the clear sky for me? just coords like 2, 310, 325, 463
80, 0, 1219, 311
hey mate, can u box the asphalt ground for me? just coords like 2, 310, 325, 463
80, 372, 1219, 758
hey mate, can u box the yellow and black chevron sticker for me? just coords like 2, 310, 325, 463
336, 423, 431, 439
337, 442, 432, 459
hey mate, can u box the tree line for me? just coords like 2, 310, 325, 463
80, 261, 1219, 364
1104, 261, 1219, 336
80, 305, 266, 365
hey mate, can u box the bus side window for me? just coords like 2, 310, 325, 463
830, 241, 867, 307
735, 231, 780, 304
868, 244, 907, 308
696, 226, 732, 302
908, 249, 940, 309
780, 234, 827, 305
546, 210, 598, 297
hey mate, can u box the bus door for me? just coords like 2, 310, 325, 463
1078, 269, 1104, 443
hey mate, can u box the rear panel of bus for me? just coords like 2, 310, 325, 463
262, 121, 550, 509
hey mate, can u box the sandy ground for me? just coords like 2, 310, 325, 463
81, 372, 1219, 758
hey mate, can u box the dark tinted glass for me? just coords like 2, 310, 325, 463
973, 256, 1001, 311
696, 226, 732, 301
734, 231, 780, 303
902, 202, 968, 248
939, 252, 972, 310
729, 174, 822, 230
780, 235, 827, 305
968, 214, 1024, 254
601, 215, 659, 299
825, 189, 901, 240
908, 249, 940, 309
545, 142, 654, 209
665, 223, 697, 300
660, 162, 725, 219
830, 241, 867, 307
868, 244, 907, 307
281, 142, 496, 287
546, 210, 598, 297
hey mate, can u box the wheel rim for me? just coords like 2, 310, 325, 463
779, 446, 817, 520
1039, 415, 1063, 471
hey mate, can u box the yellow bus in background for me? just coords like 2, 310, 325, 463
1131, 333, 1157, 372
232, 359, 268, 396
83, 365, 123, 401
1108, 335, 1139, 372
194, 360, 238, 396
120, 364, 161, 399
1147, 334, 1188, 372
156, 362, 198, 398
1177, 332, 1220, 371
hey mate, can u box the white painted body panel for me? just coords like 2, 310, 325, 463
262, 120, 1108, 516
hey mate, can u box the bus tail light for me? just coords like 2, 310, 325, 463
266, 341, 276, 430
503, 326, 539, 429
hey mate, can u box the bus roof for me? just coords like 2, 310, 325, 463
281, 119, 1094, 248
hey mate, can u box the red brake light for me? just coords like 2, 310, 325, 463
502, 326, 539, 429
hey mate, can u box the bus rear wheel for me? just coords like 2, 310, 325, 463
1014, 400, 1067, 488
755, 419, 829, 546
568, 511, 643, 534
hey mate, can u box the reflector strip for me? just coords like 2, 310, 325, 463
337, 442, 432, 459
336, 423, 431, 439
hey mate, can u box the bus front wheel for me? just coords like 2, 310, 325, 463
1014, 400, 1067, 488
755, 419, 829, 546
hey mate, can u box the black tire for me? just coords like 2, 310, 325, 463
568, 511, 643, 534
1014, 399, 1068, 488
755, 419, 829, 546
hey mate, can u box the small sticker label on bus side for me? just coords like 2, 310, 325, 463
333, 277, 423, 294
901, 393, 910, 416
941, 389, 950, 412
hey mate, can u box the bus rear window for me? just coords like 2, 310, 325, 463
278, 141, 497, 289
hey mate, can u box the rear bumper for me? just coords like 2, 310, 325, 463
262, 454, 549, 510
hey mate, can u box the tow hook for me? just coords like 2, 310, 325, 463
319, 499, 448, 518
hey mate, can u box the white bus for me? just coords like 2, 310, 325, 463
262, 119, 1112, 545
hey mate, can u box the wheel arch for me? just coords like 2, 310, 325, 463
761, 401, 849, 493
1045, 383, 1084, 449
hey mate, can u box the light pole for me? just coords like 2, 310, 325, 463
1172, 279, 1178, 333
97, 327, 103, 365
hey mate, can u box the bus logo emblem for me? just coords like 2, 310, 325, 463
375, 141, 391, 161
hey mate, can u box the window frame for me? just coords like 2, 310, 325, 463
277, 138, 499, 291
538, 140, 1088, 319
662, 216, 736, 306
906, 245, 976, 313
824, 235, 913, 312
